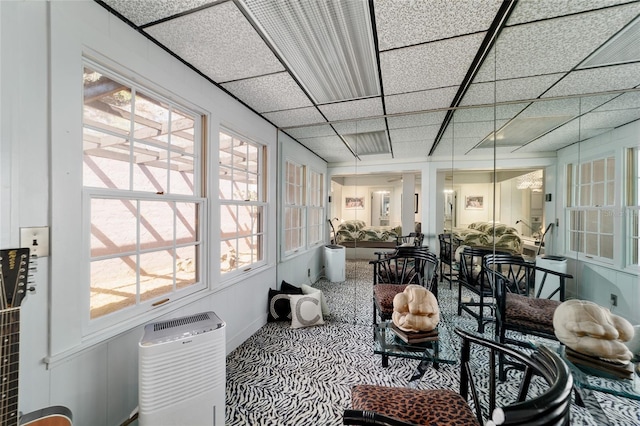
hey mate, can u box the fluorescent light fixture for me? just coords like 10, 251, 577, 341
342, 131, 390, 155
239, 0, 380, 103
578, 15, 640, 69
477, 115, 574, 149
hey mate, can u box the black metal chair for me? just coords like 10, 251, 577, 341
370, 246, 438, 329
438, 233, 460, 288
395, 232, 424, 247
457, 246, 517, 333
343, 327, 573, 426
484, 253, 573, 380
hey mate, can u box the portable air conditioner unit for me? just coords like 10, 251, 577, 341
138, 311, 226, 426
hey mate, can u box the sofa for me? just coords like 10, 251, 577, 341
451, 221, 522, 253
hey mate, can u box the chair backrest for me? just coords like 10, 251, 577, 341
437, 233, 456, 265
456, 327, 573, 425
369, 246, 439, 296
458, 246, 494, 289
396, 232, 424, 247
484, 254, 572, 301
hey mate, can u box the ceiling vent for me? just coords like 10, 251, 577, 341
578, 15, 640, 69
342, 131, 390, 155
477, 115, 574, 149
240, 0, 380, 104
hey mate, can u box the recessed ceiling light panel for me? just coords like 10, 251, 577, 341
240, 0, 380, 103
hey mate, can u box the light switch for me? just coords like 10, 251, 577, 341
20, 226, 50, 257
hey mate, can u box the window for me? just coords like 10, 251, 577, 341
83, 63, 204, 320
626, 147, 639, 267
567, 156, 615, 261
219, 130, 265, 275
307, 169, 324, 246
284, 160, 304, 254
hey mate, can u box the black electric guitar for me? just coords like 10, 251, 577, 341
0, 248, 72, 426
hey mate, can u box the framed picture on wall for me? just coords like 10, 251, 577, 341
345, 196, 365, 209
465, 195, 484, 210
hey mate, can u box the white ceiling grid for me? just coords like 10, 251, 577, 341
98, 0, 640, 163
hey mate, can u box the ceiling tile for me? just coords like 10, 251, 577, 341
380, 33, 486, 94
593, 90, 640, 112
387, 111, 447, 129
452, 103, 529, 123
517, 120, 580, 153
542, 62, 640, 98
385, 87, 459, 115
507, 0, 635, 25
374, 0, 502, 50
333, 118, 387, 136
476, 4, 640, 82
101, 0, 217, 26
283, 124, 336, 139
389, 125, 440, 143
318, 98, 384, 122
145, 2, 284, 82
262, 107, 325, 128
221, 72, 312, 113
390, 140, 432, 159
461, 74, 565, 105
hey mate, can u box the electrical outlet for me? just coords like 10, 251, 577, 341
610, 293, 618, 307
20, 226, 50, 257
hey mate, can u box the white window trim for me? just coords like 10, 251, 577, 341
218, 128, 268, 280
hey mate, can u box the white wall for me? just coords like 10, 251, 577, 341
1, 2, 279, 425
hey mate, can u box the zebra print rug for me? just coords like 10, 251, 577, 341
225, 259, 640, 425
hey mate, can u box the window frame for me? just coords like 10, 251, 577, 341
566, 154, 616, 264
218, 128, 267, 278
81, 59, 207, 334
283, 159, 305, 255
307, 168, 324, 247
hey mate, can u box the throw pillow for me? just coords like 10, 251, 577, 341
289, 293, 324, 329
281, 280, 302, 293
268, 284, 303, 322
301, 284, 330, 316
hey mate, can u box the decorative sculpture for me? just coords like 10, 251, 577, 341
553, 299, 634, 363
392, 285, 439, 332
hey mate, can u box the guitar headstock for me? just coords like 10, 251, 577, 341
0, 248, 31, 310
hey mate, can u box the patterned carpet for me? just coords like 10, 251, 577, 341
225, 259, 640, 425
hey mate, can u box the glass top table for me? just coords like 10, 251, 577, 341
529, 339, 640, 425
373, 318, 459, 368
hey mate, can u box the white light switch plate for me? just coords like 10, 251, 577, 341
20, 226, 50, 257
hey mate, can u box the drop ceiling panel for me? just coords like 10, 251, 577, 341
374, 0, 502, 50
101, 0, 217, 26
542, 62, 640, 98
318, 98, 384, 122
477, 5, 640, 82
452, 104, 530, 124
262, 107, 326, 128
221, 72, 312, 113
145, 2, 284, 82
332, 118, 387, 136
284, 124, 336, 139
388, 125, 440, 143
506, 0, 634, 25
391, 141, 432, 159
385, 87, 459, 115
380, 33, 486, 94
387, 111, 447, 130
461, 74, 565, 106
